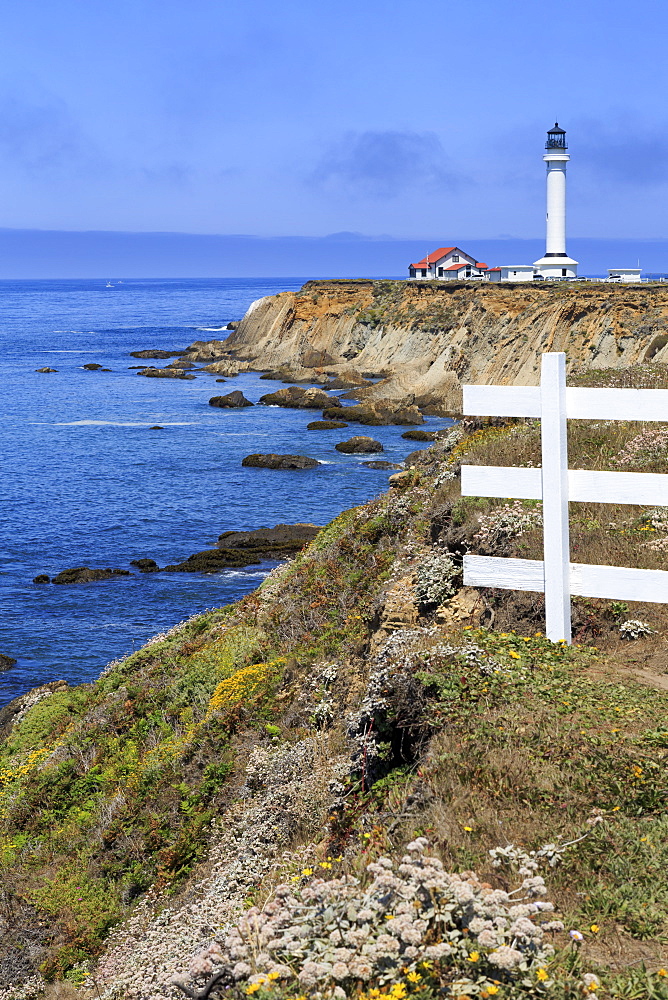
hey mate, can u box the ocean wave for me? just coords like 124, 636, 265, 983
223, 569, 272, 579
29, 420, 200, 427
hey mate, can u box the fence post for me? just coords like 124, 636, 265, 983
540, 352, 572, 643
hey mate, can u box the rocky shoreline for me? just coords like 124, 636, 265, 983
31, 523, 322, 586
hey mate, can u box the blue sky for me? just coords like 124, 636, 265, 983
0, 0, 667, 243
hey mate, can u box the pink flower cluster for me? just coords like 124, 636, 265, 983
615, 428, 668, 468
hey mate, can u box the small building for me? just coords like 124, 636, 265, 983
408, 246, 487, 280
607, 268, 642, 283
485, 265, 536, 283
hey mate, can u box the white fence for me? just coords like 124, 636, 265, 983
461, 352, 668, 643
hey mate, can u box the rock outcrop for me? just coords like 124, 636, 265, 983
223, 279, 668, 412
209, 391, 254, 408
0, 654, 16, 671
335, 436, 384, 454
258, 386, 341, 409
241, 453, 320, 469
201, 360, 252, 376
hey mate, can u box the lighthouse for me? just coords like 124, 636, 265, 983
533, 123, 578, 279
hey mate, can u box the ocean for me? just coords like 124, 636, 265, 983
1, 277, 452, 707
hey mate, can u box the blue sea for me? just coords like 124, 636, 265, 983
0, 277, 452, 707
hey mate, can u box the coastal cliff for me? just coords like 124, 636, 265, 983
2, 417, 668, 998
225, 279, 668, 410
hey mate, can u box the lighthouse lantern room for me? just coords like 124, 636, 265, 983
533, 123, 578, 279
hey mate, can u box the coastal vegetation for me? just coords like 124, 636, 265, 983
2, 383, 668, 999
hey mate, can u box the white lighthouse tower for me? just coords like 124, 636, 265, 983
534, 123, 578, 279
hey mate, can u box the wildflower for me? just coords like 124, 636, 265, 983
463, 826, 473, 832
467, 951, 480, 962
590, 924, 599, 934
536, 968, 549, 981
267, 972, 280, 981
320, 861, 332, 869
406, 972, 422, 982
486, 989, 500, 996
301, 868, 314, 876
246, 986, 261, 996
508, 651, 521, 659
390, 985, 407, 999
657, 968, 668, 977
569, 930, 584, 942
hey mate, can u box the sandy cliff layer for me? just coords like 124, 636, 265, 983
224, 279, 668, 410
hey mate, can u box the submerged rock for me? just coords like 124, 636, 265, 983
164, 522, 321, 573
241, 453, 320, 469
130, 349, 186, 359
401, 429, 439, 441
52, 567, 133, 585
35, 367, 57, 373
33, 574, 50, 584
130, 558, 160, 573
335, 436, 384, 454
307, 420, 349, 430
209, 391, 254, 408
82, 363, 104, 370
362, 460, 403, 469
136, 367, 196, 380
0, 653, 17, 671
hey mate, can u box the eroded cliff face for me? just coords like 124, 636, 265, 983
224, 279, 668, 409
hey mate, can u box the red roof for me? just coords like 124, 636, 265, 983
442, 262, 469, 271
476, 262, 488, 269
485, 267, 502, 272
409, 247, 456, 268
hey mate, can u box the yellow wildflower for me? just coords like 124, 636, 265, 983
486, 989, 500, 996
590, 924, 599, 933
246, 985, 261, 996
407, 972, 422, 982
390, 985, 407, 999
319, 861, 332, 869
658, 969, 668, 977
467, 951, 480, 962
508, 651, 521, 659
463, 826, 473, 832
536, 968, 549, 981
301, 868, 314, 876
267, 972, 280, 981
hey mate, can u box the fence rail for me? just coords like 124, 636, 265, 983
461, 352, 668, 642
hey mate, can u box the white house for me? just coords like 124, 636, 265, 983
485, 265, 536, 283
607, 268, 642, 283
408, 246, 488, 280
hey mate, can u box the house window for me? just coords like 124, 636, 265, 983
562, 269, 567, 276
420, 269, 427, 278
452, 255, 459, 262
465, 267, 472, 277
437, 267, 444, 276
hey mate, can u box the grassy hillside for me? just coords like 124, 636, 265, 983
2, 387, 668, 1000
